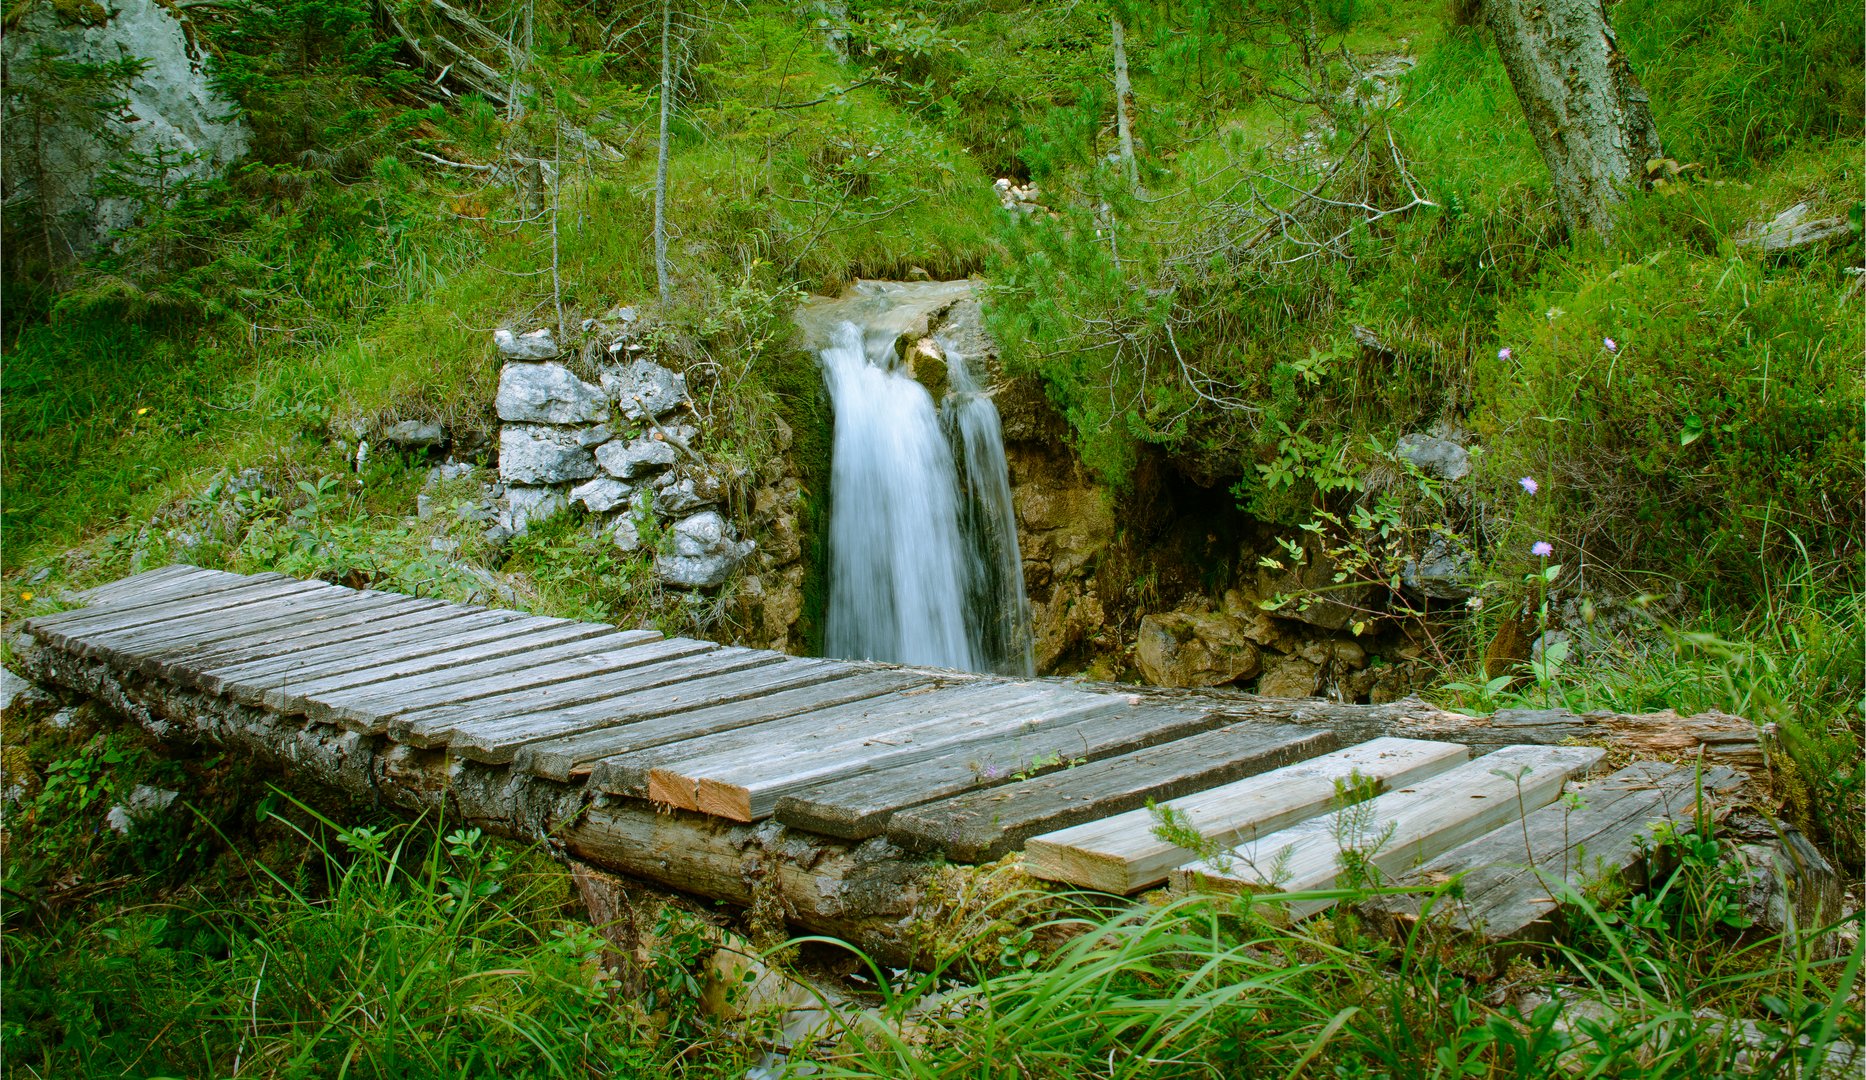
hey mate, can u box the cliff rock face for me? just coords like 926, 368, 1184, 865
3, 0, 249, 259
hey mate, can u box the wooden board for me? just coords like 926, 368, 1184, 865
1355, 762, 1741, 948
27, 575, 317, 647
1023, 737, 1471, 894
438, 658, 858, 764
203, 609, 537, 702
388, 647, 800, 752
645, 681, 1069, 820
68, 563, 210, 605
305, 629, 669, 730
176, 601, 493, 692
1170, 744, 1607, 921
542, 669, 937, 786
773, 703, 1231, 840
57, 580, 340, 661
142, 592, 452, 678
118, 590, 430, 677
885, 722, 1338, 863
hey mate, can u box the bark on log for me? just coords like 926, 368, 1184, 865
1482, 0, 1662, 239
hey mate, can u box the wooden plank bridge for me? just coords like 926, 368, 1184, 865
15, 565, 1736, 960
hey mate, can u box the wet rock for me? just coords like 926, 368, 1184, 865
903, 337, 949, 400
496, 362, 611, 425
500, 486, 568, 535
570, 476, 634, 513
1135, 611, 1262, 689
603, 360, 689, 420
1394, 433, 1471, 482
1257, 654, 1321, 699
499, 424, 605, 485
1013, 472, 1114, 587
495, 327, 559, 360
655, 511, 754, 589
382, 419, 448, 450
596, 435, 677, 480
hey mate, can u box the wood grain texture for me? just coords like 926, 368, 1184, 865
147, 592, 451, 678
185, 604, 501, 695
1023, 737, 1470, 894
886, 723, 1339, 863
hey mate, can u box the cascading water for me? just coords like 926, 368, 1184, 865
819, 319, 1035, 675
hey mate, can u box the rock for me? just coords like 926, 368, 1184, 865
595, 435, 678, 480
499, 424, 605, 485
1254, 535, 1370, 631
904, 337, 949, 400
382, 419, 448, 450
495, 327, 560, 360
1013, 471, 1114, 586
501, 486, 568, 535
1257, 655, 1321, 698
611, 515, 644, 552
105, 784, 179, 835
603, 360, 689, 420
657, 470, 725, 516
415, 492, 435, 520
496, 362, 611, 424
655, 511, 754, 589
1732, 829, 1845, 949
1394, 433, 1471, 482
1220, 590, 1304, 652
1, 669, 35, 720
1134, 611, 1263, 689
1745, 202, 1853, 254
1033, 582, 1106, 674
439, 461, 480, 482
734, 569, 808, 652
570, 476, 634, 513
1401, 535, 1475, 600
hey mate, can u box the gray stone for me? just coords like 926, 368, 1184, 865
105, 784, 179, 835
499, 424, 604, 485
495, 328, 559, 360
1400, 535, 1475, 600
1, 669, 34, 720
496, 362, 610, 424
654, 511, 753, 589
655, 469, 725, 516
416, 492, 435, 520
570, 476, 634, 513
500, 486, 567, 535
1746, 202, 1853, 254
1394, 433, 1471, 482
1134, 611, 1262, 689
595, 435, 677, 480
603, 360, 689, 420
439, 461, 480, 482
382, 419, 447, 449
611, 515, 644, 552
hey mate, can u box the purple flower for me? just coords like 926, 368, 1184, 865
1603, 337, 1618, 352
1532, 541, 1554, 557
1519, 476, 1539, 495
1498, 347, 1512, 361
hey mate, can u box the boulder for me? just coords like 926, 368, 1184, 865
496, 362, 611, 424
1394, 433, 1471, 482
655, 510, 754, 589
382, 419, 447, 450
596, 435, 678, 480
1220, 590, 1304, 652
603, 360, 689, 420
1134, 611, 1262, 688
1, 670, 36, 722
904, 337, 949, 400
569, 476, 634, 513
1400, 535, 1475, 600
656, 469, 726, 516
1254, 535, 1370, 631
495, 327, 559, 360
1257, 655, 1321, 699
499, 424, 606, 485
501, 486, 568, 535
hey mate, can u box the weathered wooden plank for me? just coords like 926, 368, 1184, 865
1170, 744, 1608, 920
442, 657, 855, 764
25, 572, 301, 642
774, 702, 1231, 840
387, 645, 788, 750
645, 681, 1062, 820
252, 617, 607, 717
121, 590, 428, 678
203, 608, 528, 700
66, 564, 223, 607
62, 580, 341, 662
537, 669, 937, 785
308, 629, 668, 731
886, 722, 1337, 863
1022, 738, 1471, 894
164, 596, 466, 684
1355, 762, 1741, 947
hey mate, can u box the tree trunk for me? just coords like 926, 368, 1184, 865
1483, 0, 1661, 239
654, 0, 674, 305
1110, 15, 1138, 187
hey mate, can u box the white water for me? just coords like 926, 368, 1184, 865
819, 320, 1034, 675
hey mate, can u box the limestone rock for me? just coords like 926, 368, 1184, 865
1257, 655, 1321, 699
656, 470, 724, 516
1254, 535, 1370, 631
655, 511, 754, 589
1732, 829, 1844, 949
1394, 433, 1471, 482
1401, 535, 1476, 600
570, 476, 633, 513
501, 486, 568, 535
1220, 590, 1304, 653
596, 435, 677, 480
904, 338, 949, 400
499, 424, 604, 485
1135, 611, 1262, 688
1014, 473, 1114, 586
495, 327, 560, 360
604, 360, 689, 420
1033, 582, 1106, 674
496, 362, 610, 424
382, 419, 447, 450
611, 515, 644, 552
0, 670, 36, 721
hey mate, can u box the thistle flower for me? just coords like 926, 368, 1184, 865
1532, 541, 1554, 557
1498, 347, 1512, 361
1519, 476, 1539, 495
1604, 337, 1618, 352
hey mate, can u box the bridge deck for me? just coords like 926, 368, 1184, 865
17, 565, 1721, 952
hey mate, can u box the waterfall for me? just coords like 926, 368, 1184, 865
819, 319, 1035, 675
